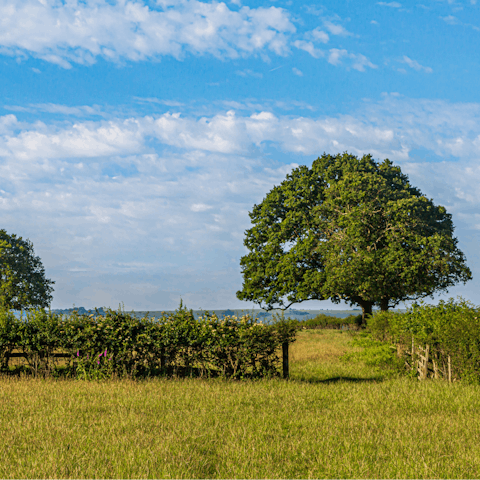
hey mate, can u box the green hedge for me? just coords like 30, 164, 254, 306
367, 298, 480, 383
0, 304, 296, 380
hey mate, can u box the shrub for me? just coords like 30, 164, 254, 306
366, 298, 480, 383
0, 303, 297, 380
295, 313, 363, 330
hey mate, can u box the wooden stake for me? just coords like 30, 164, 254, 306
424, 344, 430, 380
282, 341, 289, 379
433, 358, 438, 379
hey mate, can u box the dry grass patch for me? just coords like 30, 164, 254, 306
291, 329, 356, 362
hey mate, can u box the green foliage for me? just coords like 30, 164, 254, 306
75, 349, 115, 381
237, 152, 471, 320
0, 307, 19, 369
342, 333, 401, 370
367, 298, 480, 382
0, 230, 54, 310
292, 313, 363, 330
0, 303, 296, 379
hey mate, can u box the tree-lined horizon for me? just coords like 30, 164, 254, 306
237, 152, 472, 322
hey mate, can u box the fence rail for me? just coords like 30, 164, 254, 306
2, 346, 292, 379
6, 352, 71, 358
402, 339, 453, 382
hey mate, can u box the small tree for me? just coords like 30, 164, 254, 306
0, 230, 54, 310
237, 153, 472, 323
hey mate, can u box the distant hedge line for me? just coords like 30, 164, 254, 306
367, 298, 480, 383
292, 313, 363, 330
0, 304, 296, 380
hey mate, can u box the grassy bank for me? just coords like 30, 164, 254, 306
1, 330, 479, 478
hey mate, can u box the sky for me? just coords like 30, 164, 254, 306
1, 0, 480, 311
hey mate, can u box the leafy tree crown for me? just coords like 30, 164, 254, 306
0, 230, 55, 310
237, 153, 471, 317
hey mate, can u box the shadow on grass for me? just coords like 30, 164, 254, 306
292, 375, 386, 384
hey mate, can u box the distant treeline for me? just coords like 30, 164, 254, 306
50, 307, 363, 322
292, 313, 364, 330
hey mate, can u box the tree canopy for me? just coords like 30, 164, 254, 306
0, 230, 54, 310
236, 153, 472, 322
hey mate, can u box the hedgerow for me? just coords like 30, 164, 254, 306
0, 303, 296, 379
366, 298, 480, 383
292, 313, 363, 330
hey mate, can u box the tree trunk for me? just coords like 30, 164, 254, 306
359, 301, 373, 326
380, 298, 389, 312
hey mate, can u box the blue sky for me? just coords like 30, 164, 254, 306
1, 0, 480, 310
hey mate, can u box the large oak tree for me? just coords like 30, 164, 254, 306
236, 153, 472, 322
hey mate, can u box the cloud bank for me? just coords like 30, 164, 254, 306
0, 0, 295, 67
1, 95, 480, 308
0, 0, 378, 71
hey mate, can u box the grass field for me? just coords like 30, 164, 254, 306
1, 329, 480, 478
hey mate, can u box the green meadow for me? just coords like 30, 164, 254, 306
1, 329, 479, 479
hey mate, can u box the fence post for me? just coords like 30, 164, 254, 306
448, 355, 452, 383
417, 344, 429, 380
282, 341, 289, 379
433, 358, 438, 379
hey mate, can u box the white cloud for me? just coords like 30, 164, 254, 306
292, 67, 303, 76
0, 1, 380, 71
328, 49, 346, 66
310, 28, 329, 43
328, 49, 377, 71
0, 0, 380, 73
235, 69, 263, 78
401, 55, 433, 73
323, 21, 352, 36
377, 2, 402, 7
191, 203, 213, 212
440, 13, 480, 31
134, 97, 185, 108
293, 40, 324, 59
442, 15, 460, 25
0, 0, 295, 66
6, 96, 480, 169
4, 103, 104, 116
2, 118, 145, 161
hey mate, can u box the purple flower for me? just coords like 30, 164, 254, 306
104, 348, 107, 357
97, 360, 100, 365
77, 351, 79, 357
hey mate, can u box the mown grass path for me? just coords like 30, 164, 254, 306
0, 330, 479, 478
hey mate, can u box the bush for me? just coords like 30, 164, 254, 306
294, 313, 363, 330
366, 298, 480, 383
0, 303, 297, 380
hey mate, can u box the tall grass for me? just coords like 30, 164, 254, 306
0, 330, 479, 478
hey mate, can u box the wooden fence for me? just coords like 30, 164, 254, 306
3, 347, 292, 379
401, 338, 453, 382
